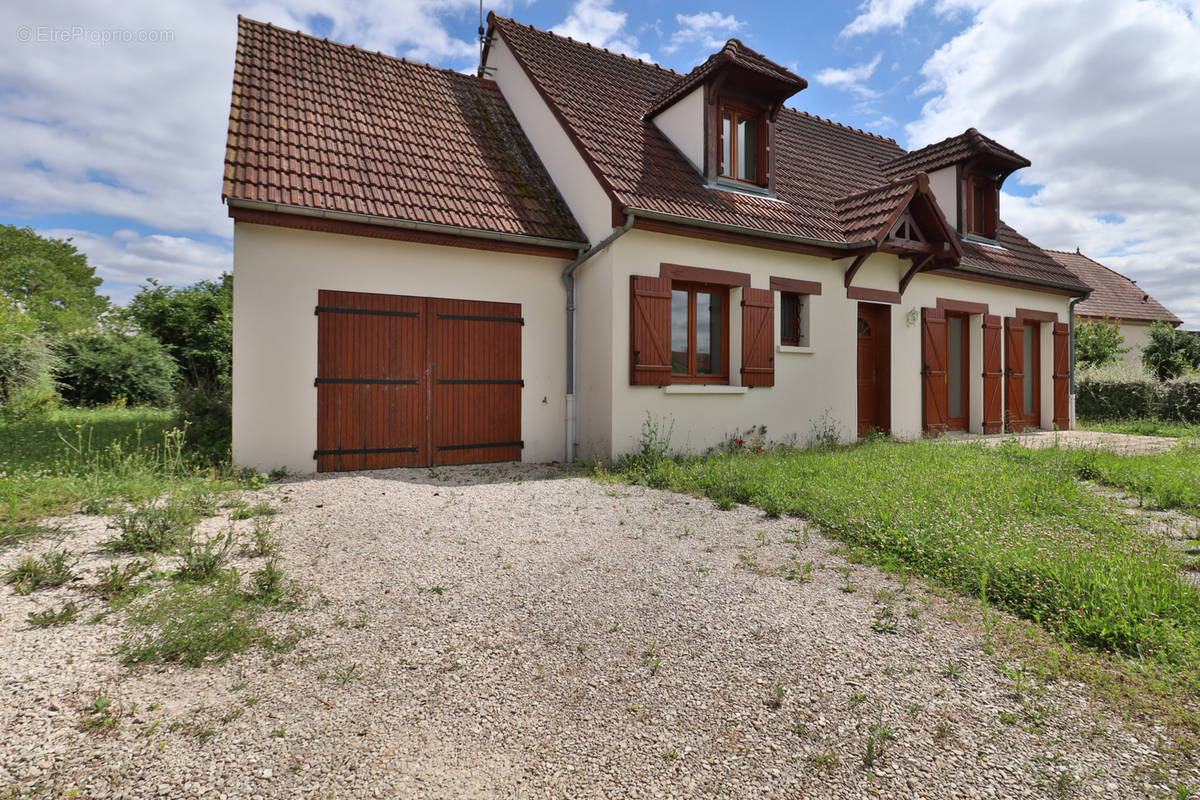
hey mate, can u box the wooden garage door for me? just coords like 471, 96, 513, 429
315, 290, 522, 472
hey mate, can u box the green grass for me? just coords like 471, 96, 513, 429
612, 439, 1200, 674
1056, 444, 1200, 515
1078, 418, 1200, 439
0, 407, 238, 522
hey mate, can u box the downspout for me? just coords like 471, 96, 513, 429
562, 213, 637, 463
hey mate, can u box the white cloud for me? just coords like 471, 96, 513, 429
906, 0, 1200, 327
663, 11, 744, 54
815, 53, 883, 98
841, 0, 989, 37
41, 228, 233, 304
0, 0, 480, 241
552, 0, 651, 60
841, 0, 924, 36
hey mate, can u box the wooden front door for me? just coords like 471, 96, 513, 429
856, 303, 891, 436
315, 290, 522, 472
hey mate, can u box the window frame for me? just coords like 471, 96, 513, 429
718, 101, 766, 186
965, 174, 998, 239
779, 291, 808, 348
669, 281, 731, 384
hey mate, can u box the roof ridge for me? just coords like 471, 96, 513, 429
783, 108, 899, 145
239, 15, 490, 85
491, 13, 683, 76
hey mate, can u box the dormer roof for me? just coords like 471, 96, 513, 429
835, 172, 962, 265
882, 128, 1031, 181
645, 38, 807, 119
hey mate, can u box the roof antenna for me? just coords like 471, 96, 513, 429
478, 1, 487, 74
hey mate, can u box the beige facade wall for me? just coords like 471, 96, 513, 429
927, 166, 958, 229
575, 229, 1074, 460
1116, 320, 1153, 366
651, 87, 704, 173
231, 223, 570, 473
484, 33, 612, 243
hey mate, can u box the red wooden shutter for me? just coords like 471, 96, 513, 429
1052, 321, 1070, 430
740, 287, 774, 387
921, 307, 948, 435
630, 275, 673, 386
1004, 317, 1026, 432
981, 315, 1003, 434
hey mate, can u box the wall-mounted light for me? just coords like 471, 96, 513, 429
905, 308, 920, 327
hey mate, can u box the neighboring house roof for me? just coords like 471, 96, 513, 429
223, 17, 585, 245
644, 38, 806, 119
881, 128, 1031, 181
1048, 249, 1182, 325
488, 16, 1086, 291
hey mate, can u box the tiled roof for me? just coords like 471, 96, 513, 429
1048, 249, 1182, 324
882, 128, 1030, 180
490, 16, 1084, 290
223, 17, 585, 244
492, 15, 904, 245
645, 39, 806, 119
835, 177, 923, 243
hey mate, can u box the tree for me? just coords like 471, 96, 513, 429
123, 274, 231, 387
0, 297, 57, 415
0, 225, 109, 334
1142, 320, 1200, 381
1074, 316, 1129, 367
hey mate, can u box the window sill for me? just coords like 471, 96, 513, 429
662, 384, 748, 395
777, 345, 814, 355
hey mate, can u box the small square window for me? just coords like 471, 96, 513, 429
780, 291, 810, 347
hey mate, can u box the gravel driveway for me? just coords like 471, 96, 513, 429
3, 464, 1196, 798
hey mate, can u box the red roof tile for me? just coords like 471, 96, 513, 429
489, 16, 1083, 290
835, 178, 923, 243
1048, 249, 1182, 324
223, 17, 585, 244
645, 38, 806, 119
881, 128, 1030, 180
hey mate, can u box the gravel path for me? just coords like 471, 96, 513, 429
3, 464, 1197, 798
947, 429, 1179, 455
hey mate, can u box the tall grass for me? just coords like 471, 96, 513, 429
0, 407, 238, 522
616, 439, 1200, 673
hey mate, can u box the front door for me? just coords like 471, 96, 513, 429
856, 303, 891, 436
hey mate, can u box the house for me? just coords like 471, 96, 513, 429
1048, 248, 1182, 365
223, 15, 1092, 473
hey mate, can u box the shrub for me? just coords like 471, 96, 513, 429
55, 330, 176, 407
1143, 321, 1200, 382
176, 378, 231, 461
1074, 315, 1129, 367
0, 300, 58, 417
1076, 371, 1200, 423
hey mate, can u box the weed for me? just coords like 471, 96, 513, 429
175, 531, 234, 582
426, 585, 446, 596
81, 695, 122, 731
871, 605, 898, 634
4, 548, 76, 594
863, 721, 897, 768
0, 523, 58, 550
28, 600, 80, 627
848, 691, 868, 707
230, 502, 279, 521
785, 560, 814, 583
661, 748, 678, 761
808, 753, 840, 772
943, 662, 963, 680
104, 501, 194, 554
250, 560, 286, 604
92, 559, 152, 603
767, 681, 786, 709
244, 520, 280, 558
935, 721, 953, 740
332, 662, 360, 685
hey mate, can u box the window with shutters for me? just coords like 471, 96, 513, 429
670, 282, 729, 383
779, 291, 810, 348
965, 174, 998, 239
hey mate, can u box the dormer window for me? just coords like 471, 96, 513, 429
720, 103, 763, 184
966, 174, 998, 239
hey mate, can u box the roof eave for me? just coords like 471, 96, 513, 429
955, 261, 1091, 295
624, 205, 873, 252
226, 198, 589, 251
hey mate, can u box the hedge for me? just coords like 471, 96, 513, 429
1076, 375, 1200, 422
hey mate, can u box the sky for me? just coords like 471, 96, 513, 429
2, 0, 1198, 326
